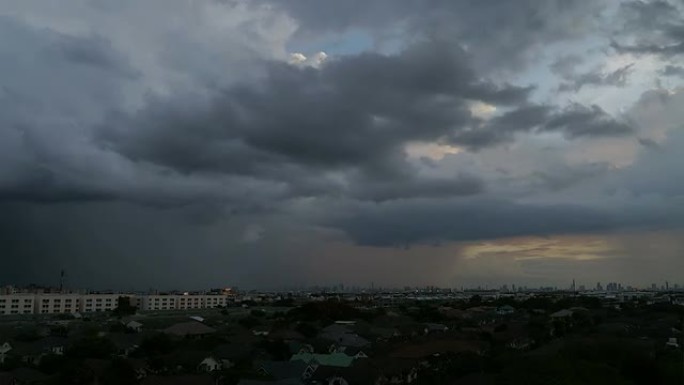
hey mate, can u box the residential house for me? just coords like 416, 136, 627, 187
198, 357, 222, 372
126, 320, 143, 333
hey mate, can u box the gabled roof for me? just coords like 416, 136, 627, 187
290, 352, 354, 367
127, 320, 143, 328
550, 309, 573, 318
163, 321, 216, 337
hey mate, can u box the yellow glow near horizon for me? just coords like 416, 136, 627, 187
462, 235, 615, 262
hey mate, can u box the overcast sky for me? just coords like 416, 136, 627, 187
2, 0, 684, 290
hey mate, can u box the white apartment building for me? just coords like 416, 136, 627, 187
141, 295, 178, 311
0, 292, 230, 315
34, 294, 82, 314
80, 294, 122, 313
141, 294, 229, 311
0, 294, 35, 315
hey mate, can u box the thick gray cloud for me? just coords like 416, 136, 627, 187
99, 41, 533, 202
451, 104, 633, 150
331, 199, 618, 247
262, 0, 608, 71
1, 0, 683, 289
542, 104, 634, 138
612, 1, 684, 57
557, 64, 635, 92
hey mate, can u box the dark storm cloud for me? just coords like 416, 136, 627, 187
332, 199, 619, 247
612, 1, 684, 57
331, 191, 684, 247
557, 64, 635, 93
450, 103, 633, 150
99, 41, 533, 202
542, 104, 634, 138
260, 0, 607, 71
346, 174, 484, 202
619, 0, 680, 30
450, 105, 552, 149
2, 0, 683, 289
54, 34, 139, 78
530, 163, 611, 191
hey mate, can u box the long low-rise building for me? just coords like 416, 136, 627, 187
0, 293, 231, 315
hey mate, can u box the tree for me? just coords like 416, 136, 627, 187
136, 333, 175, 356
294, 322, 318, 338
112, 296, 137, 317
102, 358, 138, 385
67, 337, 116, 359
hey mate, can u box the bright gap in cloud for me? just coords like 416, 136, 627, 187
405, 142, 463, 161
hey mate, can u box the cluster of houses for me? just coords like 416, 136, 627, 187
1, 291, 682, 385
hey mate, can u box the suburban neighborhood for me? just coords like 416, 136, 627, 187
1, 286, 683, 384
